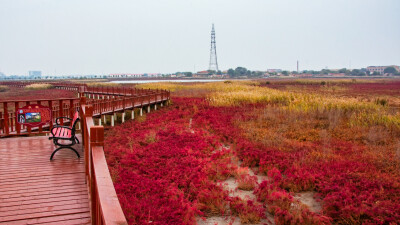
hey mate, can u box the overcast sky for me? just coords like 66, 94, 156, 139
0, 0, 399, 75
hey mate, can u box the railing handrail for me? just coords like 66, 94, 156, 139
80, 99, 128, 225
0, 97, 79, 104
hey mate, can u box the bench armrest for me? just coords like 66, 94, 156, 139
55, 117, 73, 125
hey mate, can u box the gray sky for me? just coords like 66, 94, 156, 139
0, 0, 399, 75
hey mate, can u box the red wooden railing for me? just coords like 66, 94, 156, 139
0, 98, 80, 137
80, 99, 128, 225
0, 83, 170, 137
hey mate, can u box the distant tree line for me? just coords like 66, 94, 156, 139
174, 72, 193, 77
174, 66, 399, 78
227, 67, 264, 77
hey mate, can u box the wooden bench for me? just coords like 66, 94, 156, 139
49, 111, 80, 160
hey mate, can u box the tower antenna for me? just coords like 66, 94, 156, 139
209, 24, 219, 71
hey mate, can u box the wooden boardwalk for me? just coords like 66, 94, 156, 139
0, 135, 90, 225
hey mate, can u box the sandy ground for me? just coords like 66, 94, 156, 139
198, 145, 322, 225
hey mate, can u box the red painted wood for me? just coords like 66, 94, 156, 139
3, 102, 8, 135
0, 135, 90, 224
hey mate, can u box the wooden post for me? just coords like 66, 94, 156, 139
37, 100, 43, 133
90, 126, 104, 225
49, 100, 53, 132
84, 105, 93, 179
59, 100, 64, 125
0, 112, 3, 134
25, 101, 31, 134
70, 99, 74, 119
15, 102, 21, 134
122, 112, 125, 123
123, 97, 126, 110
131, 109, 134, 119
90, 126, 104, 145
3, 102, 8, 135
140, 108, 143, 116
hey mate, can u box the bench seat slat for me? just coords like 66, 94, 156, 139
56, 128, 62, 137
51, 127, 72, 138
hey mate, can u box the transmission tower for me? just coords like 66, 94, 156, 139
208, 24, 219, 71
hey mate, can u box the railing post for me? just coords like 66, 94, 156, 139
3, 102, 8, 135
90, 126, 104, 225
90, 126, 104, 145
49, 100, 53, 132
37, 100, 43, 133
69, 99, 74, 119
58, 100, 64, 125
0, 112, 3, 135
123, 96, 126, 110
84, 104, 93, 181
15, 102, 21, 134
25, 101, 31, 134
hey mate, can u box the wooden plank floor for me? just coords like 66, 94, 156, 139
0, 135, 90, 225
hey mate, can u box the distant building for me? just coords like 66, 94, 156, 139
294, 73, 313, 78
109, 74, 143, 78
108, 73, 161, 78
29, 71, 42, 79
194, 71, 210, 78
146, 73, 162, 77
267, 69, 282, 73
366, 65, 400, 75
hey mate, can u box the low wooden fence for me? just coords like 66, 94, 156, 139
0, 98, 80, 137
0, 84, 170, 137
80, 99, 128, 225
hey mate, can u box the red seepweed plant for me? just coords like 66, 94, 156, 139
105, 97, 400, 224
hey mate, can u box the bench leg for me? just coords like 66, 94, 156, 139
50, 146, 80, 160
75, 136, 80, 144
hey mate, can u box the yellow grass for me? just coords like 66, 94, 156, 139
285, 78, 384, 85
350, 111, 400, 130
72, 79, 108, 83
0, 85, 9, 92
135, 80, 399, 131
86, 82, 120, 87
136, 82, 192, 92
25, 83, 53, 90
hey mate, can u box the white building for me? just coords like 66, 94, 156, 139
366, 65, 399, 74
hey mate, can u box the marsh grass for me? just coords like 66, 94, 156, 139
25, 83, 53, 90
87, 82, 120, 87
0, 85, 9, 92
135, 80, 400, 131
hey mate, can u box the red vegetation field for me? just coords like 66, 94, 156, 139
104, 93, 400, 224
261, 80, 400, 105
0, 87, 76, 101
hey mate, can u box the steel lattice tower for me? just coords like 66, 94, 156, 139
208, 24, 219, 71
